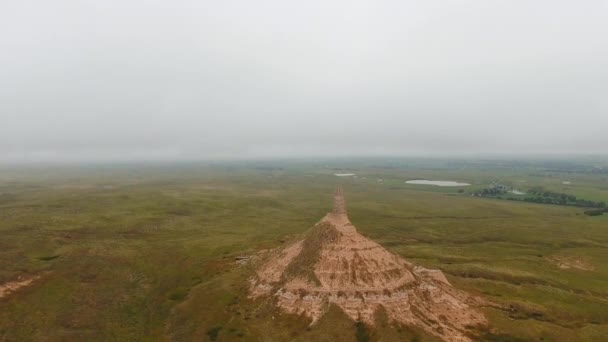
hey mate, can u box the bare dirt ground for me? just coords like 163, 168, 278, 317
548, 255, 595, 271
0, 275, 40, 299
249, 187, 487, 342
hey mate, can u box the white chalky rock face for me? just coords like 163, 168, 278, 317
250, 186, 486, 342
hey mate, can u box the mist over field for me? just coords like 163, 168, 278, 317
2, 1, 608, 162
2, 3, 608, 340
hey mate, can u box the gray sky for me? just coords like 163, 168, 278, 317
2, 1, 607, 162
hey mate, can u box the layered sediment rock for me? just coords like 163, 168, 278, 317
250, 187, 486, 341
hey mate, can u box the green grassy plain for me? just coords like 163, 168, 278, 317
1, 158, 607, 341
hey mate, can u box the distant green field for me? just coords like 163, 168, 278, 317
1, 158, 607, 341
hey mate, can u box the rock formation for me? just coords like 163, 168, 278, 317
250, 186, 486, 341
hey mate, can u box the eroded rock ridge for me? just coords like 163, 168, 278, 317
250, 186, 486, 341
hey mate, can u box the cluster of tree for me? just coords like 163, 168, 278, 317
584, 208, 608, 216
472, 182, 512, 197
473, 185, 606, 209
528, 187, 575, 201
474, 187, 507, 197
520, 196, 601, 207
527, 187, 605, 208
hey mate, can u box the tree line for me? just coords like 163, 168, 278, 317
473, 185, 606, 214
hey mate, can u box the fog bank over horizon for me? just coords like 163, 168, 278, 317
2, 1, 607, 163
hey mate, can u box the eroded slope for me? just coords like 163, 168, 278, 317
250, 187, 486, 341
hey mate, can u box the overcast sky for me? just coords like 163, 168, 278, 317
1, 1, 607, 162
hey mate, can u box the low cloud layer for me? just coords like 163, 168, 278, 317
2, 1, 607, 162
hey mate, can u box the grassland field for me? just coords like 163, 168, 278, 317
1, 158, 607, 341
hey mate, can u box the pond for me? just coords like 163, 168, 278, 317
334, 173, 356, 177
405, 180, 470, 187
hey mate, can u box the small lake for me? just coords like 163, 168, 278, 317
334, 173, 356, 177
405, 180, 470, 187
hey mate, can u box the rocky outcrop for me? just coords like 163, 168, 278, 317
250, 186, 486, 341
